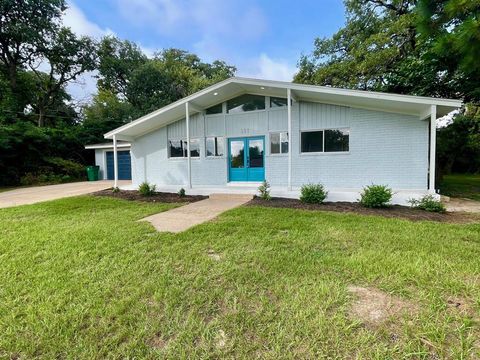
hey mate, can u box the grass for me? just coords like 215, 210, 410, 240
440, 174, 480, 201
0, 196, 479, 358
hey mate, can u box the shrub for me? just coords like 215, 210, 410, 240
408, 194, 446, 213
359, 184, 393, 208
300, 183, 328, 204
257, 180, 271, 200
178, 188, 186, 197
112, 187, 120, 193
138, 182, 156, 196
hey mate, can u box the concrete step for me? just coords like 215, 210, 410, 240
209, 193, 254, 201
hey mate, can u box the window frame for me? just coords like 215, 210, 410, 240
205, 136, 225, 158
168, 138, 201, 159
300, 128, 350, 155
269, 131, 289, 156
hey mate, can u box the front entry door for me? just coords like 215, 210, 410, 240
228, 137, 265, 182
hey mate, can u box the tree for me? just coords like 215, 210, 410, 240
29, 28, 97, 127
0, 0, 66, 92
417, 0, 480, 102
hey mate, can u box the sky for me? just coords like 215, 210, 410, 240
63, 0, 346, 102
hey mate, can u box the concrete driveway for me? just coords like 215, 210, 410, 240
0, 180, 131, 209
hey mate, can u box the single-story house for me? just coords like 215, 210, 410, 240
85, 141, 131, 180
101, 77, 462, 204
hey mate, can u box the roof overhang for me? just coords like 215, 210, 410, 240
104, 77, 463, 140
85, 142, 131, 150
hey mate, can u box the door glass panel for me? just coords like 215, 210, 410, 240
230, 140, 245, 168
249, 139, 264, 168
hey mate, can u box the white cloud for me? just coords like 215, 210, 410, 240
239, 53, 297, 82
63, 2, 114, 38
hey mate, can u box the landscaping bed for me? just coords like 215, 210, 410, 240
248, 196, 480, 223
93, 189, 207, 203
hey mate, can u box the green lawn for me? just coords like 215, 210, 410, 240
440, 174, 480, 201
0, 197, 479, 358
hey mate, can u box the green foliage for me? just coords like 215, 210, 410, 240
257, 180, 271, 200
138, 182, 156, 197
359, 184, 393, 208
408, 194, 446, 213
437, 107, 480, 174
300, 183, 328, 204
112, 187, 120, 193
177, 188, 186, 197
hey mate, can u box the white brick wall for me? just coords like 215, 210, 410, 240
130, 101, 429, 190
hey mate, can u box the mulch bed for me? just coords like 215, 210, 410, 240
93, 189, 207, 203
247, 197, 480, 223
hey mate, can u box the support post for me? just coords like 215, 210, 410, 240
186, 102, 192, 189
429, 105, 437, 193
287, 88, 292, 191
113, 134, 118, 189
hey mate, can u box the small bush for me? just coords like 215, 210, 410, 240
257, 180, 271, 200
178, 188, 186, 197
112, 187, 120, 193
138, 182, 156, 196
359, 184, 393, 208
300, 183, 328, 204
408, 194, 446, 213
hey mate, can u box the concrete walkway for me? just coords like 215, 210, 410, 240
0, 180, 131, 208
141, 193, 252, 233
445, 198, 480, 213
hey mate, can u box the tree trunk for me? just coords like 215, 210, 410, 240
38, 108, 46, 127
8, 62, 17, 92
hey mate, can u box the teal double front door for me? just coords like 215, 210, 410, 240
228, 136, 265, 182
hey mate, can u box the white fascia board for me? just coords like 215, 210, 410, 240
84, 143, 131, 150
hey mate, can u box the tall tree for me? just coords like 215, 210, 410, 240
0, 0, 66, 92
29, 28, 97, 127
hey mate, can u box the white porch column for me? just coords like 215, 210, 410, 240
429, 105, 437, 193
185, 102, 192, 189
113, 134, 118, 188
287, 88, 292, 191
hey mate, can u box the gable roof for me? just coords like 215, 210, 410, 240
104, 77, 462, 140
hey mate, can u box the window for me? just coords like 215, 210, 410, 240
270, 132, 289, 154
169, 139, 200, 158
206, 103, 223, 115
301, 129, 350, 153
301, 131, 324, 153
206, 137, 224, 157
325, 129, 349, 152
270, 97, 288, 108
227, 94, 265, 113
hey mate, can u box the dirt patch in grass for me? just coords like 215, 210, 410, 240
207, 249, 222, 261
148, 333, 173, 350
248, 197, 480, 223
347, 286, 417, 329
93, 189, 207, 203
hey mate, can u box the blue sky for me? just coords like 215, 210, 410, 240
63, 0, 346, 101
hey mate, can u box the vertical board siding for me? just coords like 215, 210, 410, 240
205, 115, 225, 136
130, 100, 429, 190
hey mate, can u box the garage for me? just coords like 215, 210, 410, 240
84, 142, 132, 180
106, 151, 132, 180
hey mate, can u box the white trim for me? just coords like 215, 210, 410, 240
113, 135, 118, 188
85, 143, 131, 150
287, 88, 292, 190
186, 102, 192, 189
429, 105, 437, 193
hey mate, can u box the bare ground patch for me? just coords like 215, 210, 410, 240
248, 197, 480, 223
148, 333, 173, 350
347, 286, 417, 329
207, 249, 222, 261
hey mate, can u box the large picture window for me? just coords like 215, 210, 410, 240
169, 139, 200, 158
270, 132, 289, 154
301, 128, 349, 153
206, 137, 224, 157
227, 94, 265, 113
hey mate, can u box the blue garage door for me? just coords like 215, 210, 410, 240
106, 151, 132, 180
